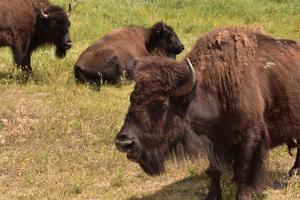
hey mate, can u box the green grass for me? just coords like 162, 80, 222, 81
1, 0, 300, 199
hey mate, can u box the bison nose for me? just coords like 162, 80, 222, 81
64, 40, 72, 49
180, 44, 184, 51
175, 44, 184, 54
63, 34, 72, 49
115, 133, 135, 153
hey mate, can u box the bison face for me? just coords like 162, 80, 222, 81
115, 57, 196, 176
146, 22, 184, 58
115, 98, 171, 175
39, 4, 72, 58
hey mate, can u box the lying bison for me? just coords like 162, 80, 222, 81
74, 21, 184, 89
0, 0, 72, 73
115, 27, 300, 199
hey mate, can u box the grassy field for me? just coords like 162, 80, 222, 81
1, 0, 300, 199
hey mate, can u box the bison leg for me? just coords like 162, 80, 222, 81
205, 164, 214, 176
21, 53, 32, 73
74, 65, 102, 90
109, 75, 121, 85
289, 141, 300, 177
206, 166, 222, 200
12, 38, 31, 73
234, 124, 268, 200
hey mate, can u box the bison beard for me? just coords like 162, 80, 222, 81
115, 27, 300, 199
56, 46, 67, 58
138, 149, 166, 176
137, 126, 204, 176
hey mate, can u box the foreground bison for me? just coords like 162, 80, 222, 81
115, 27, 300, 199
0, 0, 72, 73
74, 21, 184, 89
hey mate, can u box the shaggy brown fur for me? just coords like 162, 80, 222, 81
115, 27, 300, 199
0, 0, 72, 73
73, 22, 184, 89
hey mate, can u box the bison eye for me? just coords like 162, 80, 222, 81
148, 103, 168, 122
148, 103, 168, 115
50, 20, 58, 27
161, 103, 168, 112
165, 34, 173, 44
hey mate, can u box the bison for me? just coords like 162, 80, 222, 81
0, 0, 72, 73
74, 21, 184, 89
115, 27, 300, 199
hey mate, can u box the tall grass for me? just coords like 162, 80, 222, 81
1, 0, 300, 199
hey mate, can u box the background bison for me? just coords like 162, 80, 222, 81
0, 0, 72, 73
74, 21, 184, 89
115, 27, 300, 199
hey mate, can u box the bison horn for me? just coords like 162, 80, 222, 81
174, 58, 196, 96
161, 20, 166, 31
40, 3, 48, 19
67, 3, 72, 17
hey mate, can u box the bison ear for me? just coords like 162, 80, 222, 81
152, 21, 166, 35
146, 21, 166, 52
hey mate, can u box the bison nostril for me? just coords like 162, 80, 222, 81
118, 134, 130, 141
115, 133, 135, 153
119, 139, 134, 146
115, 139, 135, 153
65, 41, 72, 46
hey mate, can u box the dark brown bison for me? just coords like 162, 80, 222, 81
74, 21, 184, 89
0, 0, 72, 73
115, 27, 300, 199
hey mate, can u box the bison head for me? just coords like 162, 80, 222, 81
38, 3, 72, 58
146, 22, 184, 58
115, 57, 199, 176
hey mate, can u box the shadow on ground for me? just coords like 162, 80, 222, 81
128, 174, 208, 200
127, 169, 292, 200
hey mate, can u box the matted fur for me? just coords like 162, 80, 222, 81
116, 27, 300, 198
